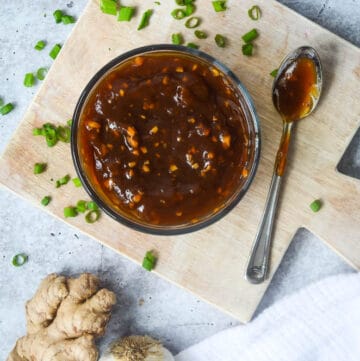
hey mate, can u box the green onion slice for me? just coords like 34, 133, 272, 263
185, 16, 201, 28
24, 73, 35, 87
185, 4, 196, 16
53, 9, 63, 23
85, 210, 101, 223
142, 250, 157, 271
215, 34, 226, 47
187, 42, 199, 49
36, 67, 48, 81
212, 1, 227, 12
62, 15, 76, 24
137, 9, 153, 30
67, 119, 73, 127
0, 103, 14, 115
87, 201, 99, 211
194, 30, 207, 39
310, 199, 322, 212
76, 200, 87, 213
49, 44, 62, 60
118, 6, 135, 21
41, 196, 51, 206
155, 1, 161, 5
242, 43, 254, 56
171, 33, 184, 45
12, 253, 28, 267
64, 206, 78, 218
34, 40, 46, 51
34, 162, 47, 174
175, 0, 185, 4
100, 0, 118, 15
57, 125, 71, 142
56, 174, 71, 188
72, 177, 82, 187
242, 28, 259, 43
270, 68, 278, 77
171, 8, 186, 20
248, 5, 261, 20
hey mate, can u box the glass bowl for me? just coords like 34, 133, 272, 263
71, 44, 260, 235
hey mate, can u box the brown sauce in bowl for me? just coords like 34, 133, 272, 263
78, 51, 255, 226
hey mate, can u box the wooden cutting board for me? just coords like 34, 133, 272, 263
1, 0, 359, 322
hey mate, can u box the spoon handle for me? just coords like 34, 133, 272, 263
245, 172, 282, 284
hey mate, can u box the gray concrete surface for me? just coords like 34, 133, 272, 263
0, 0, 359, 358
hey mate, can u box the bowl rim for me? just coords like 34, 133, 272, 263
71, 44, 261, 235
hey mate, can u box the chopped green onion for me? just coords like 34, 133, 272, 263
56, 174, 71, 188
175, 0, 185, 4
171, 33, 184, 45
36, 67, 48, 81
0, 103, 14, 115
212, 1, 226, 12
185, 16, 201, 28
43, 123, 58, 147
64, 206, 78, 218
171, 8, 186, 20
248, 5, 261, 20
72, 177, 82, 187
142, 250, 157, 271
100, 0, 118, 15
215, 34, 226, 47
85, 210, 101, 223
76, 200, 87, 213
194, 30, 207, 39
270, 68, 278, 77
62, 15, 76, 24
12, 253, 28, 267
118, 6, 135, 21
87, 201, 99, 211
41, 196, 51, 206
242, 43, 254, 56
187, 42, 199, 49
184, 0, 194, 3
34, 162, 47, 174
67, 119, 73, 127
310, 199, 322, 212
34, 40, 46, 51
49, 44, 62, 60
185, 4, 196, 16
57, 125, 71, 143
137, 9, 153, 30
53, 9, 63, 23
32, 128, 43, 136
24, 73, 35, 87
154, 1, 161, 4
242, 28, 259, 43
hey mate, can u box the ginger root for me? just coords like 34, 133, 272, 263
8, 273, 116, 361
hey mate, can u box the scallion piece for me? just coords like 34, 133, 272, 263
242, 43, 254, 56
212, 1, 226, 12
49, 44, 62, 60
87, 201, 99, 211
242, 28, 259, 43
171, 33, 184, 45
76, 200, 87, 213
142, 250, 157, 271
310, 199, 322, 212
24, 73, 35, 87
184, 0, 194, 3
100, 0, 118, 15
62, 15, 76, 24
118, 6, 135, 21
41, 196, 51, 206
270, 68, 278, 77
43, 124, 58, 147
12, 253, 28, 267
53, 9, 63, 23
57, 125, 71, 143
194, 30, 207, 39
187, 42, 199, 49
185, 16, 201, 28
248, 5, 261, 20
175, 0, 185, 4
34, 40, 46, 51
36, 67, 48, 81
155, 1, 161, 5
64, 206, 78, 218
67, 119, 72, 127
72, 177, 82, 187
34, 162, 47, 174
0, 103, 14, 115
171, 8, 186, 20
33, 128, 43, 136
56, 174, 71, 188
215, 34, 226, 47
185, 4, 196, 16
137, 9, 153, 30
85, 210, 101, 223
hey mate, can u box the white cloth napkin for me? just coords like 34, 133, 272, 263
175, 272, 360, 361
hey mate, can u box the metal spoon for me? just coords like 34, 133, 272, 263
245, 46, 323, 284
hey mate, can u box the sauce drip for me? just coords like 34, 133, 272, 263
273, 57, 318, 122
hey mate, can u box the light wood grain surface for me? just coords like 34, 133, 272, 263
0, 0, 359, 322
